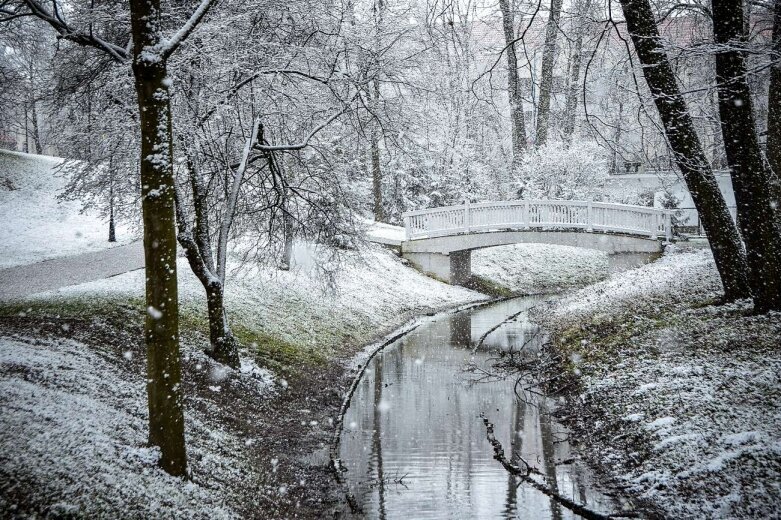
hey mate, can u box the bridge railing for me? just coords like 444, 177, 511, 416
402, 200, 672, 241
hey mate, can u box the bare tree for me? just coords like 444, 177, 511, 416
766, 1, 781, 182
499, 0, 528, 185
536, 0, 564, 146
3, 0, 216, 476
619, 0, 750, 302
562, 0, 591, 143
712, 0, 781, 311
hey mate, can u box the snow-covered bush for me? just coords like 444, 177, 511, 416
514, 141, 609, 200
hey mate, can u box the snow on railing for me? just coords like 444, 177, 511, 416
402, 200, 672, 242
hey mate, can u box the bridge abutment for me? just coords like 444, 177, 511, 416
404, 250, 471, 285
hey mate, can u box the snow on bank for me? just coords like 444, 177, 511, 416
51, 243, 485, 352
0, 337, 237, 518
543, 245, 721, 321
471, 243, 609, 293
0, 149, 134, 268
535, 247, 781, 518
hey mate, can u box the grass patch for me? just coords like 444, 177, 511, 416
178, 304, 326, 378
0, 296, 323, 378
463, 275, 514, 298
0, 295, 145, 327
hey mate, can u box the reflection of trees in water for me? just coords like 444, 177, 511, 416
450, 310, 472, 348
371, 355, 387, 519
540, 402, 564, 520
342, 298, 611, 518
503, 397, 525, 516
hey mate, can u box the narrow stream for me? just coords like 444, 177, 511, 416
338, 254, 654, 519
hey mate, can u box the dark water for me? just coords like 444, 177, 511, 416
338, 254, 653, 519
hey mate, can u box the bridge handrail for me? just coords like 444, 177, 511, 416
402, 199, 672, 241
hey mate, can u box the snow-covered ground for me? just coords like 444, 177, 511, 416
534, 247, 781, 518
49, 243, 484, 353
472, 243, 609, 293
0, 336, 239, 518
0, 149, 134, 268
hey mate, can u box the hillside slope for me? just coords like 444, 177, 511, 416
0, 149, 134, 268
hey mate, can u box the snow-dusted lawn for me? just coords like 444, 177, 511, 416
0, 336, 240, 518
1, 244, 485, 517
471, 243, 609, 293
50, 243, 485, 354
534, 247, 781, 518
0, 149, 134, 268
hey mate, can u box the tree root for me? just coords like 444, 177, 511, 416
481, 415, 639, 520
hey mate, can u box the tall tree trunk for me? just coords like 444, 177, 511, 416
371, 0, 385, 221
279, 155, 295, 269
281, 211, 294, 269
206, 281, 239, 366
129, 0, 187, 477
499, 0, 528, 186
536, 0, 564, 146
767, 1, 781, 186
619, 0, 750, 301
23, 100, 29, 153
610, 99, 624, 173
563, 28, 584, 143
30, 98, 42, 154
712, 0, 781, 311
371, 80, 384, 222
175, 157, 240, 369
109, 160, 116, 243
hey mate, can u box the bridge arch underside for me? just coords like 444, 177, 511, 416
401, 230, 662, 285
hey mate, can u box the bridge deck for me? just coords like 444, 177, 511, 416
403, 200, 672, 242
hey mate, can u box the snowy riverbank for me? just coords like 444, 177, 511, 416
0, 148, 634, 517
0, 245, 484, 518
534, 246, 781, 518
0, 237, 625, 517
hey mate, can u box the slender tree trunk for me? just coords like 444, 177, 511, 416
281, 211, 294, 270
710, 88, 726, 168
109, 166, 116, 243
563, 33, 583, 143
175, 158, 240, 369
536, 0, 563, 146
206, 281, 239, 367
619, 0, 750, 301
129, 0, 187, 477
371, 0, 385, 221
371, 80, 384, 222
767, 1, 781, 185
499, 0, 528, 186
23, 101, 29, 153
712, 0, 781, 311
610, 99, 624, 173
30, 98, 42, 154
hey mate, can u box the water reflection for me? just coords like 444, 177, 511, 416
339, 297, 615, 519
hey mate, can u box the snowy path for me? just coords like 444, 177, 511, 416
0, 241, 144, 300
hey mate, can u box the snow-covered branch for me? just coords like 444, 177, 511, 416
158, 0, 217, 60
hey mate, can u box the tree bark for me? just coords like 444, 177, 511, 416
712, 0, 781, 311
536, 0, 564, 146
30, 98, 42, 154
619, 0, 750, 302
499, 0, 528, 183
563, 22, 584, 143
174, 158, 240, 369
206, 281, 240, 367
129, 0, 187, 477
371, 82, 384, 222
371, 0, 385, 221
766, 1, 781, 188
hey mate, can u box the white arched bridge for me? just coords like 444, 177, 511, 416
370, 200, 672, 284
